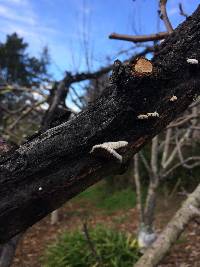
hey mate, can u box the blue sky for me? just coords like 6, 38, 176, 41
0, 0, 199, 80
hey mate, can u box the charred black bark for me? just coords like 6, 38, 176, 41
1, 6, 200, 243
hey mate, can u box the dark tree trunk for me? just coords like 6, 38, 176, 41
1, 6, 200, 243
0, 234, 22, 267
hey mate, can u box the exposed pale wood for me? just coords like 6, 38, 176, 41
133, 58, 153, 74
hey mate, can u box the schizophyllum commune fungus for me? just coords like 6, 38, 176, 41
90, 141, 128, 163
187, 58, 199, 64
137, 114, 149, 120
147, 112, 159, 117
170, 95, 178, 102
137, 112, 159, 120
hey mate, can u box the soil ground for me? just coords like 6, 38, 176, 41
12, 192, 200, 267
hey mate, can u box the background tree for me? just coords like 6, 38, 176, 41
0, 33, 50, 86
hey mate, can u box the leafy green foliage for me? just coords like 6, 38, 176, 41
76, 183, 137, 213
42, 226, 140, 267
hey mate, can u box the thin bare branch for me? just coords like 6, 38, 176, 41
139, 152, 153, 177
109, 32, 169, 43
69, 93, 84, 110
161, 128, 172, 168
151, 136, 159, 175
176, 132, 200, 170
179, 3, 188, 18
162, 157, 200, 178
159, 0, 173, 33
133, 154, 144, 223
7, 100, 45, 131
167, 114, 200, 128
0, 84, 47, 98
0, 104, 28, 115
144, 137, 160, 228
162, 127, 192, 169
82, 222, 103, 267
191, 126, 200, 130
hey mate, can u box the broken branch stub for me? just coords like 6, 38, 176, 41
132, 58, 153, 76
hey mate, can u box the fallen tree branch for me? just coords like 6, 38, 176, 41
0, 5, 200, 243
134, 183, 200, 267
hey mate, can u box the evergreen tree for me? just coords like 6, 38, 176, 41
0, 33, 50, 86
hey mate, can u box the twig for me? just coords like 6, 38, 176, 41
169, 178, 181, 199
162, 157, 200, 178
161, 128, 172, 167
139, 152, 153, 177
162, 127, 192, 169
167, 114, 200, 128
176, 133, 200, 169
0, 104, 28, 115
109, 32, 169, 43
151, 136, 158, 176
70, 86, 86, 108
159, 0, 173, 33
82, 222, 103, 267
8, 100, 45, 131
191, 126, 200, 131
179, 3, 188, 18
133, 154, 144, 223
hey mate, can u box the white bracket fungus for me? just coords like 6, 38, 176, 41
137, 111, 159, 119
170, 95, 178, 102
187, 58, 199, 64
90, 141, 128, 163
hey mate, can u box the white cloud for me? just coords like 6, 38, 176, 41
0, 0, 88, 77
0, 0, 62, 56
1, 0, 28, 5
0, 4, 36, 25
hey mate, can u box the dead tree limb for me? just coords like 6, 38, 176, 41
109, 32, 169, 43
134, 183, 200, 267
41, 66, 112, 130
159, 0, 174, 33
1, 6, 200, 243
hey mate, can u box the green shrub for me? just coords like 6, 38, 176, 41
76, 183, 137, 213
42, 225, 140, 267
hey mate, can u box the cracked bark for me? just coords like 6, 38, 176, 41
1, 6, 200, 243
